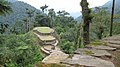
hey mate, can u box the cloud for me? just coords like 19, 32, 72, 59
18, 0, 110, 13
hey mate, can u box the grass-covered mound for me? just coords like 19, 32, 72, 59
0, 32, 44, 67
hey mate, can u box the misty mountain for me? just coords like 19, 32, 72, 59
103, 0, 120, 14
76, 0, 120, 22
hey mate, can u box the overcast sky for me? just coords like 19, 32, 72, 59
18, 0, 110, 18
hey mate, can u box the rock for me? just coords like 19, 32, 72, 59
75, 48, 111, 57
105, 41, 120, 45
106, 44, 120, 49
61, 55, 115, 67
103, 35, 120, 41
42, 51, 69, 63
87, 45, 116, 51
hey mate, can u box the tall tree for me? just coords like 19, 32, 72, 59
110, 0, 115, 36
0, 0, 12, 15
26, 8, 35, 31
80, 0, 92, 45
48, 8, 56, 27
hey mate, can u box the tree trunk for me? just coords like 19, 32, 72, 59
110, 0, 115, 36
80, 0, 91, 45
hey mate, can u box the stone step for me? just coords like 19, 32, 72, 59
52, 40, 58, 46
42, 51, 69, 64
105, 41, 120, 45
103, 35, 120, 41
61, 55, 115, 67
41, 47, 51, 54
106, 43, 120, 49
86, 45, 116, 51
34, 32, 56, 42
43, 45, 55, 51
75, 48, 112, 57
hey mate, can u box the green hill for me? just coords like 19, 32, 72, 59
0, 1, 41, 25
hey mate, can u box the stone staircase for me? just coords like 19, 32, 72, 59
33, 27, 120, 67
33, 27, 59, 54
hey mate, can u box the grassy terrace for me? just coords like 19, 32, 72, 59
34, 27, 54, 34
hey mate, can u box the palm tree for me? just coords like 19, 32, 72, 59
80, 0, 92, 45
0, 0, 12, 15
40, 4, 48, 13
110, 0, 115, 36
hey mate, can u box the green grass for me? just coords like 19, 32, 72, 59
37, 27, 53, 33
88, 41, 107, 46
84, 50, 94, 55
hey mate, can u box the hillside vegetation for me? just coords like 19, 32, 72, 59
0, 32, 44, 67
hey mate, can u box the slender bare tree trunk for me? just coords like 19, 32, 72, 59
80, 0, 91, 45
110, 0, 115, 36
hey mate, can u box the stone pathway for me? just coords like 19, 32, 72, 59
33, 27, 120, 67
61, 55, 115, 67
33, 27, 68, 64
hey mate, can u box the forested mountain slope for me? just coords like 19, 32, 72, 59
103, 0, 120, 14
0, 1, 41, 25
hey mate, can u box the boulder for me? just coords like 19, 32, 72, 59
42, 51, 69, 63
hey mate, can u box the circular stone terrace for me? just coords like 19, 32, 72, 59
33, 27, 56, 44
33, 27, 54, 35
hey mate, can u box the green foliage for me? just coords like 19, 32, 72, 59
0, 32, 44, 67
35, 13, 51, 27
91, 7, 110, 40
60, 41, 75, 54
0, 1, 41, 28
0, 0, 12, 15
